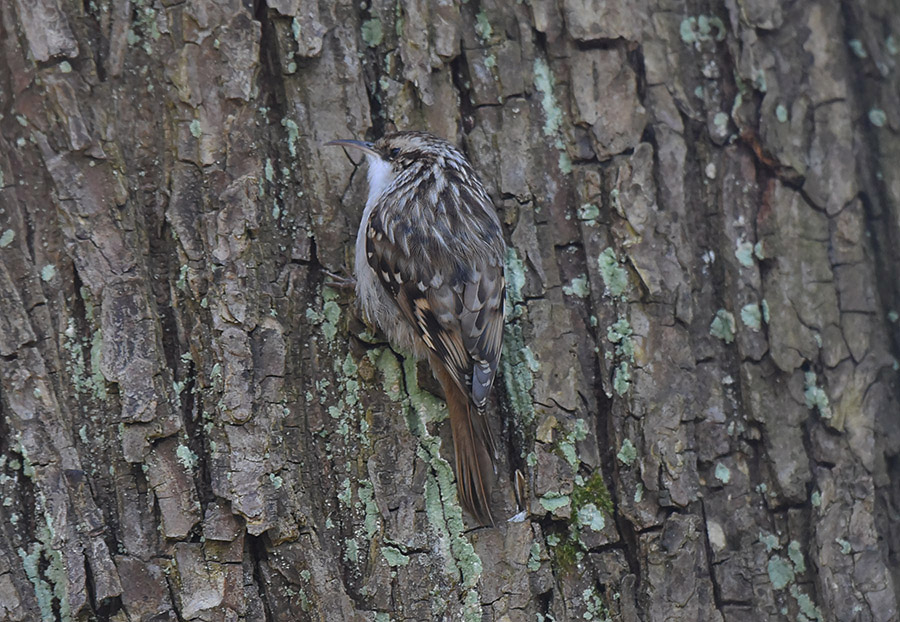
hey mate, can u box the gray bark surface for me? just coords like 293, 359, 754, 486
0, 0, 898, 620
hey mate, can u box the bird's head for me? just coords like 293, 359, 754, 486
326, 131, 463, 200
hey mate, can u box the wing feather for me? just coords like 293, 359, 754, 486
365, 209, 505, 415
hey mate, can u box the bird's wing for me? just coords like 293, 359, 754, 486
364, 210, 506, 414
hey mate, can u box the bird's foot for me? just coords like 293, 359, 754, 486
324, 269, 356, 291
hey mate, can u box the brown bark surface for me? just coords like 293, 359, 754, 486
1, 0, 898, 620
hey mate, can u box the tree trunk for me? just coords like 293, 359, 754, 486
1, 0, 898, 620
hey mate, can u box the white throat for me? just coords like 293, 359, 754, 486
365, 155, 393, 206
355, 154, 393, 284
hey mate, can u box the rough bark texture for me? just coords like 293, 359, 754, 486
0, 0, 898, 621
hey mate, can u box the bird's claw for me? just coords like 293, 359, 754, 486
324, 270, 356, 291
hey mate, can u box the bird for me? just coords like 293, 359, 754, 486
326, 131, 506, 525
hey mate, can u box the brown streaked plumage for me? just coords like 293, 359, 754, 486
327, 131, 506, 525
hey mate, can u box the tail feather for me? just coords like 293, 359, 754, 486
433, 360, 495, 525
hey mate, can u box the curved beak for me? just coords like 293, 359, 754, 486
325, 139, 377, 157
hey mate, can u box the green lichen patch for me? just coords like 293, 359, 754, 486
751, 69, 767, 93
532, 56, 571, 175
403, 357, 446, 426
358, 479, 379, 539
344, 538, 359, 563
679, 15, 726, 45
577, 203, 600, 222
868, 108, 887, 127
597, 248, 628, 298
422, 470, 458, 580
281, 118, 300, 158
361, 18, 383, 47
787, 540, 806, 573
714, 462, 731, 484
527, 541, 542, 571
342, 352, 359, 379
775, 104, 788, 123
709, 309, 736, 343
533, 57, 562, 137
606, 318, 633, 354
713, 111, 729, 132
576, 503, 605, 532
419, 444, 483, 595
0, 229, 14, 247
321, 302, 342, 342
613, 361, 631, 396
606, 317, 634, 396
759, 531, 780, 552
734, 240, 754, 267
62, 317, 108, 401
370, 352, 484, 609
741, 303, 762, 331
562, 274, 590, 298
381, 545, 410, 567
539, 492, 571, 513
41, 264, 56, 282
558, 438, 577, 469
501, 322, 536, 426
18, 543, 55, 620
176, 444, 198, 470
789, 585, 824, 621
337, 478, 353, 506
555, 418, 590, 469
504, 247, 526, 308
616, 438, 637, 466
679, 18, 696, 43
848, 39, 867, 58
573, 418, 588, 441
89, 329, 107, 399
609, 188, 620, 212
767, 554, 795, 589
18, 511, 70, 620
803, 371, 832, 419
189, 119, 202, 138
582, 585, 612, 621
461, 588, 481, 622
370, 347, 404, 402
474, 10, 493, 43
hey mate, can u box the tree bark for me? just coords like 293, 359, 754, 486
1, 0, 898, 620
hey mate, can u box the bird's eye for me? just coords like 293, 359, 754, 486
389, 147, 401, 159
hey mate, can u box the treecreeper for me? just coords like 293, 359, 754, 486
327, 131, 506, 525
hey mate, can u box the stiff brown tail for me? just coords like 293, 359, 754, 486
433, 361, 495, 525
